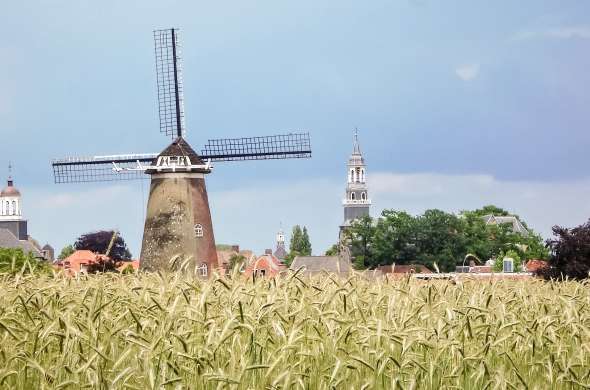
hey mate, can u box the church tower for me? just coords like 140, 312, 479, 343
273, 228, 287, 261
340, 130, 370, 239
0, 163, 28, 240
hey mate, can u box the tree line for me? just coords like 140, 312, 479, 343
342, 205, 549, 272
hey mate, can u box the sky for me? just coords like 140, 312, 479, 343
1, 1, 590, 257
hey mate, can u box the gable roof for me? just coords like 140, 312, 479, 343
290, 256, 351, 273
482, 214, 529, 236
0, 228, 42, 257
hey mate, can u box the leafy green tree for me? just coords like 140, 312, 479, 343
414, 209, 466, 272
372, 210, 418, 268
286, 225, 312, 266
228, 253, 246, 270
325, 244, 339, 256
301, 227, 312, 256
58, 245, 75, 260
0, 248, 52, 275
345, 215, 377, 269
289, 226, 303, 255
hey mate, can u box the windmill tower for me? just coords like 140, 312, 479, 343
51, 28, 312, 275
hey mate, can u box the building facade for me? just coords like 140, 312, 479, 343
339, 131, 371, 241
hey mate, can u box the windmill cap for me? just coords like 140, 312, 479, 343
156, 137, 205, 165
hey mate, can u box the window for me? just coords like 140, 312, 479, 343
350, 192, 356, 200
361, 192, 366, 200
361, 169, 365, 182
194, 224, 203, 237
198, 263, 208, 277
349, 169, 354, 183
6, 201, 9, 215
12, 201, 16, 215
355, 167, 361, 182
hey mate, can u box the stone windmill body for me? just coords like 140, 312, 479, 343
52, 28, 311, 274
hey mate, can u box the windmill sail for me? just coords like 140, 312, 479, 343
52, 133, 312, 183
154, 28, 185, 138
201, 132, 312, 161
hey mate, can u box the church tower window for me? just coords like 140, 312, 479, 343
12, 201, 16, 215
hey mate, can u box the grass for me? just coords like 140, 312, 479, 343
0, 270, 588, 389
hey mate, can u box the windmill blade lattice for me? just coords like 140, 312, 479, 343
52, 154, 156, 183
201, 133, 312, 161
154, 28, 185, 138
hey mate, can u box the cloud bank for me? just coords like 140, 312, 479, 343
455, 64, 479, 81
514, 26, 590, 41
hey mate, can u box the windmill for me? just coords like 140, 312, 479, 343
51, 28, 311, 274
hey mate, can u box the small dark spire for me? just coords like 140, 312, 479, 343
7, 162, 13, 186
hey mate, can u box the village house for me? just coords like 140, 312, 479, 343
244, 249, 286, 278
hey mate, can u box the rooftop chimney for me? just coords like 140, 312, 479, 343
264, 249, 272, 255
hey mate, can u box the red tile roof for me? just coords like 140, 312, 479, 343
525, 259, 548, 273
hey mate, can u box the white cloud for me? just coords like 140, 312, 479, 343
455, 64, 479, 81
20, 173, 590, 259
513, 26, 590, 41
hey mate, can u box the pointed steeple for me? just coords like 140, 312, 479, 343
352, 128, 361, 155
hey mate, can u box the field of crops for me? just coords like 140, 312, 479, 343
0, 271, 588, 389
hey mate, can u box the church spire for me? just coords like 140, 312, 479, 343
352, 128, 361, 155
7, 162, 13, 187
340, 129, 370, 237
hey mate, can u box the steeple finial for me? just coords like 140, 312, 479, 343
352, 128, 361, 155
7, 162, 13, 186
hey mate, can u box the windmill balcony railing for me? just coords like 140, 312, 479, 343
342, 199, 372, 205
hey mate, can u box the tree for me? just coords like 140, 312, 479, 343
74, 230, 132, 261
301, 227, 312, 256
0, 248, 52, 275
325, 244, 339, 256
58, 245, 75, 260
228, 253, 246, 271
285, 225, 312, 266
372, 210, 418, 268
414, 209, 466, 272
345, 215, 376, 269
289, 226, 303, 255
538, 220, 590, 280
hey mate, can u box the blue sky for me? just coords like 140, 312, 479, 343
1, 1, 590, 256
